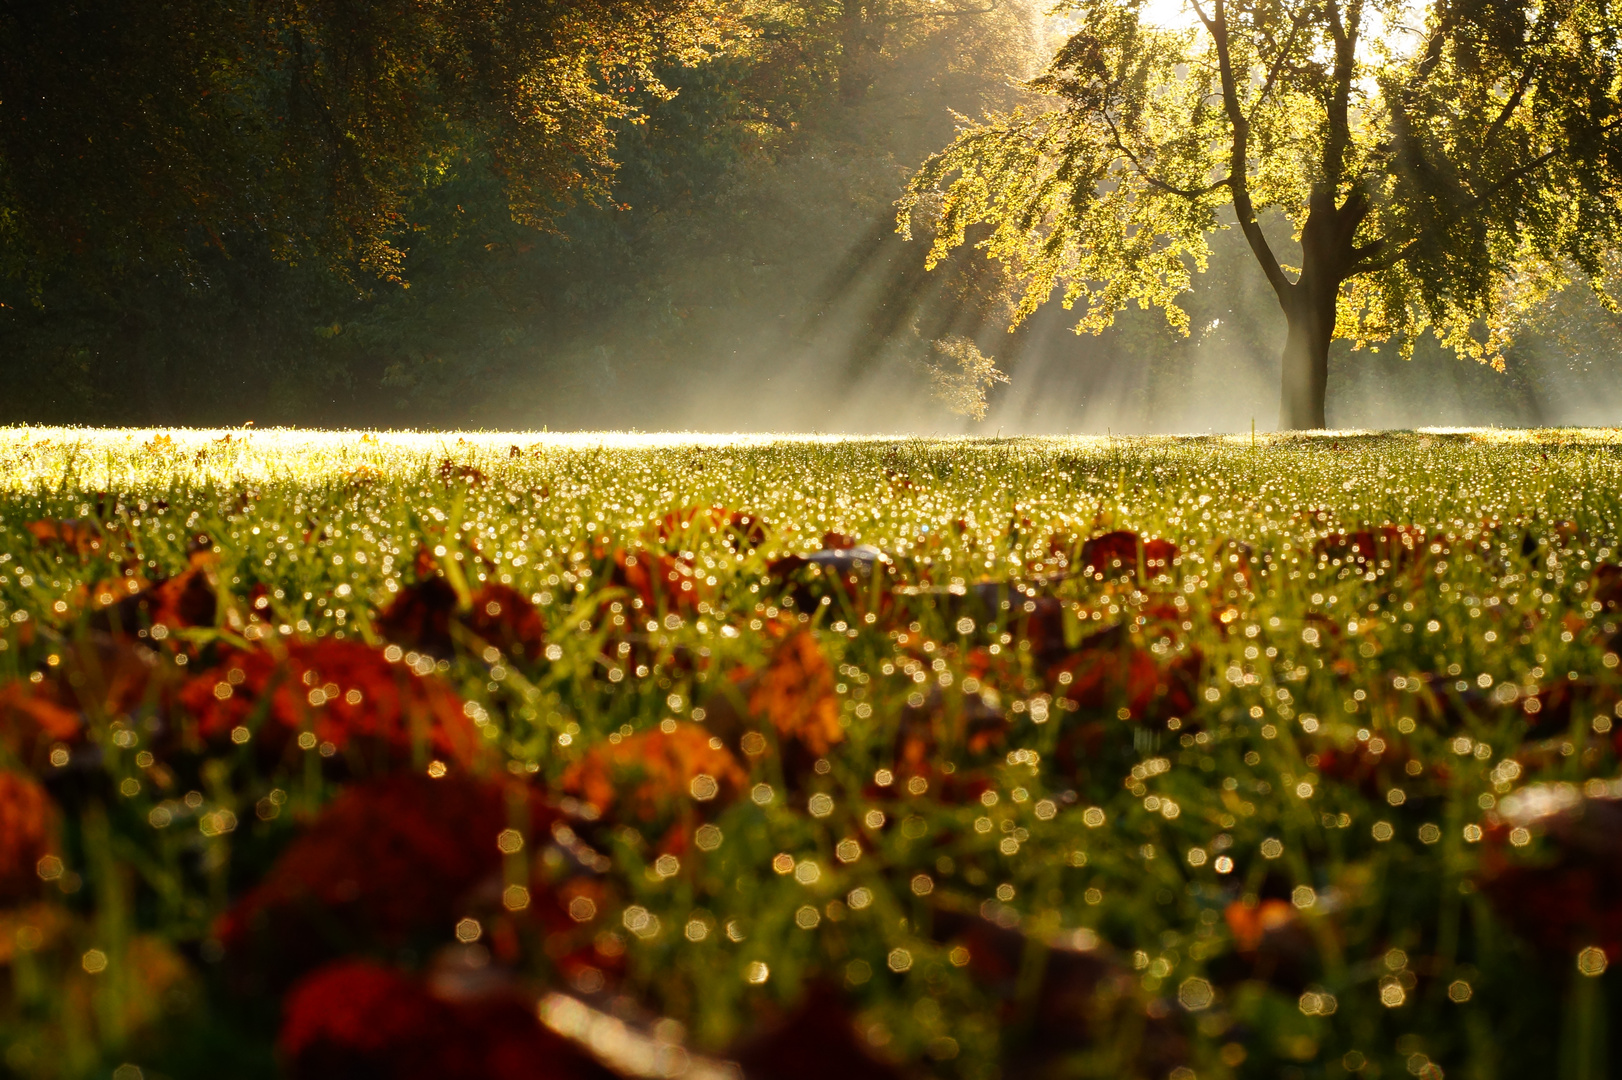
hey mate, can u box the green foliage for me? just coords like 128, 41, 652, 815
921, 335, 1010, 419
0, 0, 1042, 427
0, 429, 1621, 1077
903, 0, 1622, 396
0, 0, 738, 292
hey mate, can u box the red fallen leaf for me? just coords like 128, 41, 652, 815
606, 549, 704, 615
1045, 531, 1078, 566
656, 505, 767, 549
821, 530, 857, 550
76, 572, 149, 611
1593, 563, 1622, 612
1138, 598, 1190, 626
437, 459, 487, 485
104, 560, 217, 633
1217, 898, 1319, 992
1479, 787, 1622, 962
467, 584, 548, 659
380, 577, 547, 661
731, 985, 907, 1080
0, 772, 56, 904
1316, 526, 1431, 571
748, 630, 844, 758
1050, 623, 1201, 724
885, 645, 1018, 785
1403, 667, 1601, 740
985, 592, 1067, 666
1143, 537, 1179, 571
561, 723, 745, 824
1078, 531, 1179, 582
1014, 592, 1189, 665
1208, 537, 1256, 586
1303, 612, 1343, 643
280, 960, 614, 1080
764, 549, 894, 625
961, 642, 1024, 689
77, 633, 177, 715
1224, 898, 1300, 953
888, 759, 997, 810
893, 688, 1008, 781
24, 518, 104, 556
881, 676, 1006, 805
1079, 531, 1138, 575
178, 639, 480, 769
221, 775, 558, 979
146, 568, 218, 629
528, 876, 628, 987
929, 906, 1189, 1075
280, 961, 442, 1075
378, 574, 460, 656
1313, 739, 1413, 799
0, 634, 177, 766
0, 682, 84, 765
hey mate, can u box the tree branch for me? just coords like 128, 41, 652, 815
1322, 0, 1360, 189
1247, 5, 1315, 126
1101, 110, 1234, 199
1345, 115, 1622, 277
1409, 9, 1451, 87
1192, 0, 1291, 299
1478, 64, 1537, 157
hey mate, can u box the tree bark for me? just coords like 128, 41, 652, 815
836, 2, 878, 105
1278, 290, 1333, 429
1275, 190, 1357, 430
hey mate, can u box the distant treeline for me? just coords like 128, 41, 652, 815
0, 0, 1043, 427
4, 2, 1616, 431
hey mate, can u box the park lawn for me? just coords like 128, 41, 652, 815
0, 426, 1619, 1080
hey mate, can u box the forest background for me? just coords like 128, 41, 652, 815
3, 0, 1619, 434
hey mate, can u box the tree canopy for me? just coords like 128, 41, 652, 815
902, 0, 1622, 427
0, 0, 737, 291
0, 0, 1042, 426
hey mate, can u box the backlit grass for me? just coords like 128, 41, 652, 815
1, 426, 1619, 1080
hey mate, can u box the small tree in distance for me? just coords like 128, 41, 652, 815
901, 0, 1622, 429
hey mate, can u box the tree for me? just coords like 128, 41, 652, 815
0, 0, 736, 294
901, 0, 1622, 428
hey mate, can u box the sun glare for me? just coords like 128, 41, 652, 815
1139, 0, 1202, 29
1135, 0, 1428, 54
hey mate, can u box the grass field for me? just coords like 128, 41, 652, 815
2, 426, 1621, 1080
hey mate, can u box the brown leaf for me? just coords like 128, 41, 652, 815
561, 723, 745, 824
748, 630, 843, 757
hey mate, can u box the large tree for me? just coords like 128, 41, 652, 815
902, 0, 1622, 428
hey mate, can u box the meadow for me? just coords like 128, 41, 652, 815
0, 425, 1619, 1080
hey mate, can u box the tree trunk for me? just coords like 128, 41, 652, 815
836, 2, 879, 105
1278, 292, 1332, 429
1276, 193, 1352, 430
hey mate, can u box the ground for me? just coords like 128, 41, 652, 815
0, 427, 1618, 1080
